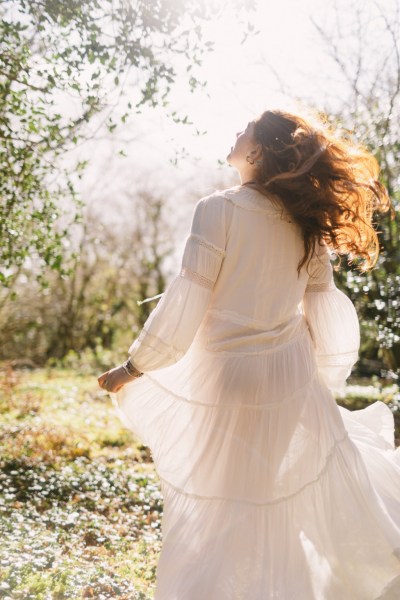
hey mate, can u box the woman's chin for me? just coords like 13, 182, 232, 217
226, 153, 235, 166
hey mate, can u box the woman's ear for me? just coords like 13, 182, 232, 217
251, 143, 263, 161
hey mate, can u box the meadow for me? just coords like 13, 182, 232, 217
0, 366, 399, 599
0, 367, 162, 599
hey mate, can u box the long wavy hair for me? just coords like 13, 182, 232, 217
244, 109, 391, 273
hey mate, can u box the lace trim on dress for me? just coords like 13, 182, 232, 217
158, 431, 349, 506
202, 324, 310, 357
131, 329, 185, 362
145, 368, 318, 409
316, 349, 359, 366
207, 308, 306, 331
188, 233, 225, 258
180, 266, 214, 289
305, 280, 336, 292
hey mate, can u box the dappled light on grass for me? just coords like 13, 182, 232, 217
0, 368, 161, 599
0, 460, 162, 598
0, 367, 399, 598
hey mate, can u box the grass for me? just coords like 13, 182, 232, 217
0, 365, 399, 599
0, 366, 161, 599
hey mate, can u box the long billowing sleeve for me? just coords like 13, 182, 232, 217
303, 242, 360, 393
128, 194, 227, 372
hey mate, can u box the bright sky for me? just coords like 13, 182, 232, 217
76, 0, 397, 257
118, 0, 346, 169
79, 0, 333, 200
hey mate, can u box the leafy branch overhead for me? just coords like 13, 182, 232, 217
0, 0, 220, 287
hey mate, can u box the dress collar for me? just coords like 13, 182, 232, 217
218, 185, 291, 220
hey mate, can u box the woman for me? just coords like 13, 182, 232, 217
98, 110, 400, 599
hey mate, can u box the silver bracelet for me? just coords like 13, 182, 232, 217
122, 359, 143, 378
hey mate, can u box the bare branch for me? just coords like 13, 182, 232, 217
373, 0, 400, 133
310, 14, 366, 105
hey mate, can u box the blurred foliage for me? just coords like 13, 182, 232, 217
0, 0, 242, 288
0, 187, 173, 364
332, 110, 400, 375
318, 2, 400, 375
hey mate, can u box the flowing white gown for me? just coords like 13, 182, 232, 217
114, 185, 400, 599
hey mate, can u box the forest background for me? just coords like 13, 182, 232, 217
1, 0, 399, 377
0, 0, 399, 598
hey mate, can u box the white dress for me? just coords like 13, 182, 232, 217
114, 185, 400, 600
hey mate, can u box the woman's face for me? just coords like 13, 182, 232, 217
227, 121, 258, 168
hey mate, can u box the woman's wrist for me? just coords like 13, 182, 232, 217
122, 359, 143, 378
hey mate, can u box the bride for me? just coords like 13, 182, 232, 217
99, 109, 400, 599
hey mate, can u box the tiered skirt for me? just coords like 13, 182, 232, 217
115, 320, 400, 599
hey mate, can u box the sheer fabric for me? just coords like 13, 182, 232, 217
127, 198, 227, 371
303, 242, 360, 393
114, 185, 400, 600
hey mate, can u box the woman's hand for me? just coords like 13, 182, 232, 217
97, 364, 138, 393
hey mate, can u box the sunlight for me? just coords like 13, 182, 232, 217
160, 0, 326, 170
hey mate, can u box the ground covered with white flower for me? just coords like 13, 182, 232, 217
0, 367, 398, 599
0, 368, 162, 599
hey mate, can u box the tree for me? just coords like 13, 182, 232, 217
311, 0, 400, 374
0, 0, 229, 288
0, 184, 173, 364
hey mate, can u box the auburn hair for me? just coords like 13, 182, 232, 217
244, 109, 391, 273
